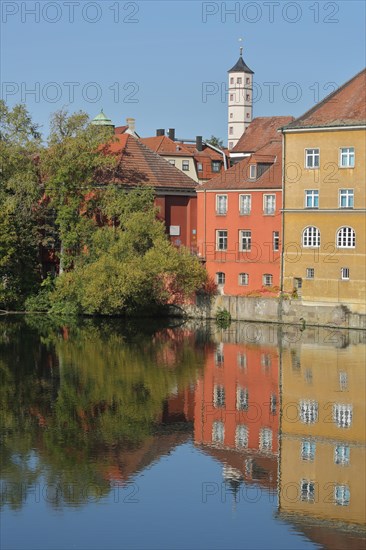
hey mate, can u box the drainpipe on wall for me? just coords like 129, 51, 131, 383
203, 142, 228, 170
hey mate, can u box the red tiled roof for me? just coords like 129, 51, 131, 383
184, 143, 224, 161
231, 116, 294, 153
141, 136, 194, 157
199, 141, 282, 191
105, 134, 197, 190
114, 125, 129, 134
284, 68, 366, 129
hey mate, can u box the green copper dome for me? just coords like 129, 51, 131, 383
91, 109, 114, 126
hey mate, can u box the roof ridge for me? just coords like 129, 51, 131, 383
285, 67, 366, 128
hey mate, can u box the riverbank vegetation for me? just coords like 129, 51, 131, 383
0, 101, 208, 315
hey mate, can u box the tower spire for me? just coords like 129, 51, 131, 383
239, 37, 243, 57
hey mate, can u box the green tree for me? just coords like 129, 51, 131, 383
0, 101, 43, 309
206, 135, 224, 148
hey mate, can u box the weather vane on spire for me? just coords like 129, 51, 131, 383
239, 37, 243, 57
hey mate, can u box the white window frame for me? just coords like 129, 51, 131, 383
169, 159, 175, 166
334, 485, 350, 506
237, 352, 247, 368
212, 161, 221, 173
249, 164, 257, 179
336, 227, 355, 248
339, 189, 354, 208
216, 272, 225, 285
240, 230, 251, 252
197, 162, 203, 171
239, 194, 251, 215
341, 267, 350, 281
216, 194, 228, 215
214, 384, 226, 408
216, 230, 228, 251
263, 194, 276, 215
333, 404, 353, 428
235, 424, 248, 449
237, 77, 242, 84
299, 400, 318, 424
236, 386, 249, 411
339, 147, 355, 168
262, 274, 273, 287
305, 189, 319, 208
182, 160, 189, 171
239, 273, 249, 286
273, 231, 280, 252
212, 420, 225, 444
302, 226, 320, 248
259, 428, 273, 452
305, 148, 320, 169
300, 480, 315, 502
334, 445, 350, 466
306, 268, 315, 279
301, 440, 316, 461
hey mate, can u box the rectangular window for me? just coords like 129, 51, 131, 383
240, 230, 251, 251
259, 428, 273, 452
229, 126, 233, 135
300, 400, 318, 424
230, 112, 233, 119
216, 272, 225, 285
212, 421, 225, 444
334, 485, 350, 506
235, 425, 248, 449
212, 161, 221, 173
261, 353, 271, 367
237, 77, 242, 84
263, 194, 276, 215
305, 148, 320, 168
230, 77, 234, 85
339, 371, 348, 391
340, 147, 355, 167
236, 387, 249, 411
182, 160, 189, 171
305, 190, 319, 208
334, 445, 350, 466
301, 480, 315, 502
301, 441, 316, 461
246, 77, 250, 84
197, 162, 203, 171
237, 352, 247, 368
214, 385, 225, 408
333, 404, 353, 428
230, 94, 234, 101
249, 164, 257, 179
239, 194, 251, 215
216, 195, 227, 215
263, 274, 273, 287
229, 141, 233, 150
169, 159, 175, 166
273, 231, 280, 252
341, 267, 350, 280
306, 268, 314, 279
339, 189, 354, 208
239, 273, 249, 286
216, 230, 228, 251
215, 344, 224, 366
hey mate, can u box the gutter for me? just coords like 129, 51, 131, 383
203, 141, 228, 170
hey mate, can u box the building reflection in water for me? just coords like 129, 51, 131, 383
194, 324, 280, 495
194, 324, 366, 544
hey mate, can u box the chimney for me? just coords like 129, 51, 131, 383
168, 128, 175, 141
196, 136, 203, 152
126, 117, 135, 132
156, 129, 165, 136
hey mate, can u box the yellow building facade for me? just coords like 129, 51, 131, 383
281, 69, 366, 313
279, 337, 366, 527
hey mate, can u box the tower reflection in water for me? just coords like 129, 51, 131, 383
194, 324, 366, 544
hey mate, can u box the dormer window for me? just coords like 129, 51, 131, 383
249, 165, 256, 179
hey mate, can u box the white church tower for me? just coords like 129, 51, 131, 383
227, 44, 254, 150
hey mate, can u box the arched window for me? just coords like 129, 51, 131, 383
302, 226, 320, 248
337, 227, 355, 248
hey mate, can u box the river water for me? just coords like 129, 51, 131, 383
1, 317, 365, 550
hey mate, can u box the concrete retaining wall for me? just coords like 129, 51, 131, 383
180, 295, 366, 330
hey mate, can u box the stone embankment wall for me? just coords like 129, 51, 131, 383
180, 295, 366, 330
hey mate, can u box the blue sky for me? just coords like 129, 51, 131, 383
1, 0, 365, 141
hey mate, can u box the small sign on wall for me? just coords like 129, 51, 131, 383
170, 225, 180, 236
